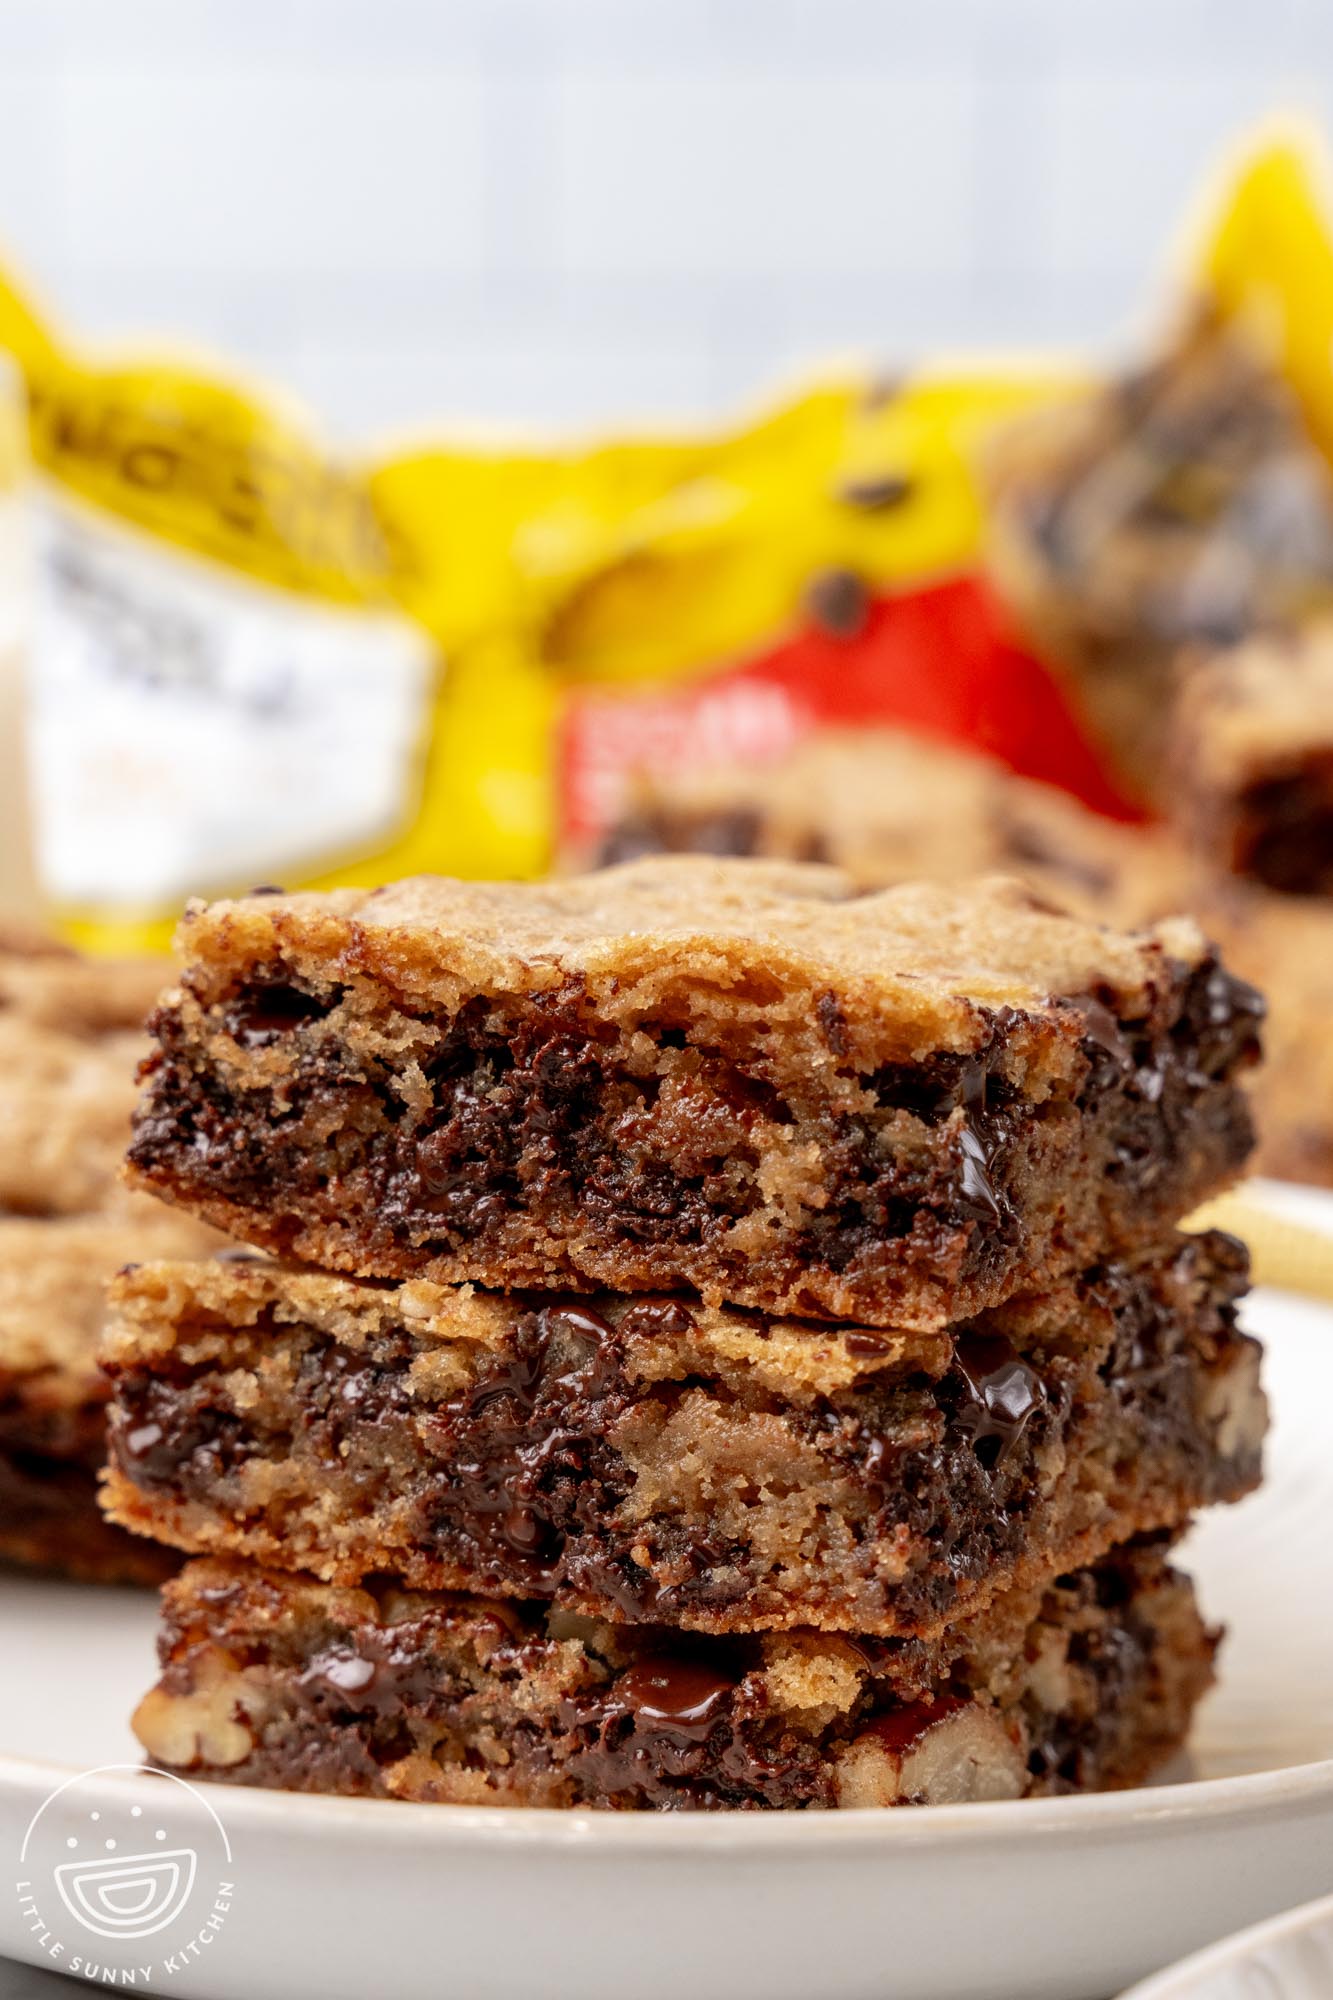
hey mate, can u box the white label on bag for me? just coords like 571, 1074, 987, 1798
26, 488, 435, 907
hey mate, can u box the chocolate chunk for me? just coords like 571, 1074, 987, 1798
1180, 960, 1265, 1081
953, 1063, 1010, 1226
956, 1123, 1002, 1222
223, 982, 333, 1048
618, 1300, 697, 1340
615, 1657, 737, 1738
951, 1332, 1045, 1468
296, 1635, 446, 1715
425, 1303, 627, 1585
844, 1331, 893, 1358
856, 1693, 965, 1756
122, 1421, 165, 1460
1064, 994, 1134, 1091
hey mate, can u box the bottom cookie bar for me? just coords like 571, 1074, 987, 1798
134, 1540, 1214, 1811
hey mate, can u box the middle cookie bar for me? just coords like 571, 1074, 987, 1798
102, 1232, 1264, 1638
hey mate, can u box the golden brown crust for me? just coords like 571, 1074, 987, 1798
162, 860, 1213, 1036
126, 861, 1259, 1330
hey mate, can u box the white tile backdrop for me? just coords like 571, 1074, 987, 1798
0, 0, 1329, 443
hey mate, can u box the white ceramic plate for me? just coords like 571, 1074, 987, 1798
1121, 1890, 1333, 1998
0, 1184, 1330, 2000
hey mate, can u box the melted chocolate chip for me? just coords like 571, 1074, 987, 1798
557, 1652, 786, 1807
615, 1657, 737, 1737
845, 1331, 893, 1358
122, 1421, 165, 1460
223, 982, 333, 1048
956, 1123, 1002, 1222
1186, 962, 1265, 1075
618, 1300, 698, 1340
954, 1064, 1006, 1224
1068, 994, 1131, 1060
951, 1331, 1045, 1468
295, 1631, 450, 1716
1064, 993, 1134, 1092
425, 1304, 628, 1586
857, 1693, 965, 1758
110, 1376, 251, 1489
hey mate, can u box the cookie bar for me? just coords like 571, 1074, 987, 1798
581, 726, 1189, 925
0, 1444, 177, 1585
0, 1213, 217, 1582
101, 1233, 1263, 1635
0, 942, 169, 1219
1171, 622, 1333, 896
126, 862, 1261, 1330
0, 1013, 158, 1219
130, 1540, 1216, 1810
0, 934, 167, 1039
985, 314, 1333, 805
1192, 879, 1333, 1186
0, 935, 222, 1580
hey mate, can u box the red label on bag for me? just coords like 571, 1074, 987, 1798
557, 573, 1143, 851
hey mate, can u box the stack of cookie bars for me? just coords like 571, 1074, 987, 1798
103, 858, 1267, 1809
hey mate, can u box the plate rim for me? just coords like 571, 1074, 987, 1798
1119, 1887, 1333, 1998
0, 1748, 1331, 1855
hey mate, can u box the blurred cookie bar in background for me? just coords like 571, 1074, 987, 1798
985, 313, 1333, 808
576, 724, 1189, 927
0, 934, 221, 1582
1170, 619, 1333, 895
1195, 881, 1333, 1186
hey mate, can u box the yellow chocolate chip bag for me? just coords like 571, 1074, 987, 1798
5, 124, 1332, 951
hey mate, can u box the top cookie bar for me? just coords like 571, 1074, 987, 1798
127, 860, 1261, 1328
